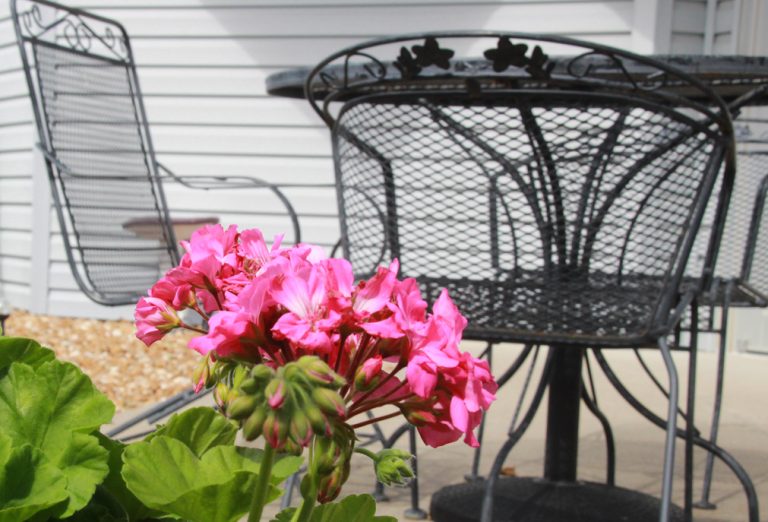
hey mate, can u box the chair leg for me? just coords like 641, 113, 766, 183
657, 337, 680, 522
404, 426, 428, 519
695, 280, 733, 509
467, 342, 495, 482
684, 299, 699, 522
480, 348, 554, 522
582, 353, 616, 486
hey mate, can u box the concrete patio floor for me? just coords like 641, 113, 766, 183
107, 343, 768, 521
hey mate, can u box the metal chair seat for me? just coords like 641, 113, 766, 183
418, 271, 667, 346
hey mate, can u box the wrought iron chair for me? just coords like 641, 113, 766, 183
10, 0, 305, 438
305, 32, 758, 522
11, 0, 302, 308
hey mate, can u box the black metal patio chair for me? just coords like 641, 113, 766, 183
305, 32, 759, 522
10, 0, 308, 438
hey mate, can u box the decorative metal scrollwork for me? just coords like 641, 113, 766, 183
566, 51, 670, 91
16, 1, 129, 62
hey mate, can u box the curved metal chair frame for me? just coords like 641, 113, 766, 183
11, 0, 312, 307
305, 32, 747, 522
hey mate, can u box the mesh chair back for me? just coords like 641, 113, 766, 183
12, 0, 177, 305
307, 33, 734, 346
741, 169, 768, 300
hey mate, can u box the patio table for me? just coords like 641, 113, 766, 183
266, 49, 766, 522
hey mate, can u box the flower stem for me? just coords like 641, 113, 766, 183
291, 473, 318, 522
248, 443, 276, 522
351, 409, 403, 429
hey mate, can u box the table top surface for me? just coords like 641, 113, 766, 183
266, 54, 768, 104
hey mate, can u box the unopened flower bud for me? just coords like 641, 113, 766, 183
265, 378, 287, 410
262, 410, 289, 449
403, 408, 436, 427
312, 387, 346, 417
242, 407, 267, 441
239, 377, 259, 394
250, 364, 274, 384
374, 449, 414, 486
227, 395, 257, 420
290, 412, 312, 446
192, 356, 212, 393
354, 355, 382, 392
297, 356, 346, 389
303, 404, 330, 436
213, 382, 231, 411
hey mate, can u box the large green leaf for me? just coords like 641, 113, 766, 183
123, 437, 286, 522
0, 360, 115, 517
271, 495, 397, 522
95, 432, 163, 522
0, 360, 115, 455
0, 433, 68, 522
146, 407, 238, 458
0, 337, 55, 378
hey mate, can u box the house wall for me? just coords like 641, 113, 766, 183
0, 0, 759, 320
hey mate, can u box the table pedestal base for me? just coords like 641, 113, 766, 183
430, 476, 685, 522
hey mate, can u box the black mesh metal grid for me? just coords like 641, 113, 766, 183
334, 93, 723, 346
32, 42, 175, 302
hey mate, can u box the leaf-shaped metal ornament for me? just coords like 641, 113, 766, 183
484, 37, 529, 72
412, 37, 454, 69
393, 46, 422, 80
526, 45, 555, 80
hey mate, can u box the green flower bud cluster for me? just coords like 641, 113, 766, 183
226, 356, 347, 451
310, 426, 355, 504
373, 449, 414, 486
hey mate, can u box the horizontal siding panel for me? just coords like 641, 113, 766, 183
671, 0, 707, 34
0, 206, 32, 230
714, 0, 734, 34
70, 0, 630, 7
0, 230, 32, 259
163, 184, 336, 213
0, 177, 33, 205
0, 150, 34, 176
137, 67, 285, 96
47, 288, 135, 319
129, 34, 633, 69
669, 34, 704, 54
0, 123, 35, 150
144, 97, 318, 125
0, 256, 31, 285
150, 126, 329, 156
155, 155, 335, 181
0, 97, 32, 125
77, 3, 633, 37
1, 282, 31, 312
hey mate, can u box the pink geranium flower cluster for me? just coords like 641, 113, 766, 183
135, 225, 497, 448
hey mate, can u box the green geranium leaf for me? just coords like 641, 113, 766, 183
0, 337, 54, 377
146, 407, 238, 458
270, 507, 296, 522
271, 494, 396, 522
0, 359, 115, 517
95, 432, 163, 522
53, 433, 111, 517
0, 433, 68, 522
306, 494, 397, 522
123, 437, 285, 522
68, 486, 128, 522
0, 360, 115, 455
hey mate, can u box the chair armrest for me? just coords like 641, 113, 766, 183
155, 162, 334, 244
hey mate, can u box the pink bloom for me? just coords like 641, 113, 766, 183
188, 311, 255, 358
181, 224, 238, 266
271, 266, 340, 352
352, 260, 398, 317
134, 296, 180, 346
238, 229, 283, 274
363, 276, 427, 339
150, 277, 195, 310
